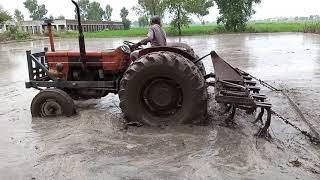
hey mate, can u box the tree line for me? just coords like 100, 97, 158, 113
0, 0, 264, 34
133, 0, 262, 34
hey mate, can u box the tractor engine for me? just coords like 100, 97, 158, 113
45, 48, 131, 99
46, 48, 130, 81
42, 3, 131, 99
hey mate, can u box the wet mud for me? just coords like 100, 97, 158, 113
1, 33, 320, 179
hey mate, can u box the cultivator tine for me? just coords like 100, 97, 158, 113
224, 104, 237, 126
208, 51, 273, 138
221, 104, 232, 115
253, 108, 265, 124
255, 107, 272, 138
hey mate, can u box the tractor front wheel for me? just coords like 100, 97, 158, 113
31, 89, 75, 117
119, 51, 208, 126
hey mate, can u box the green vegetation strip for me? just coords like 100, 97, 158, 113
58, 22, 320, 38
60, 25, 220, 38
246, 22, 305, 32
1, 21, 319, 42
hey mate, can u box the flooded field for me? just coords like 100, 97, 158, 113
0, 33, 320, 179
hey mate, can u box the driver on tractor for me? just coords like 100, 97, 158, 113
130, 16, 167, 60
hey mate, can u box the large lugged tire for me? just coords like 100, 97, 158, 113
119, 51, 208, 126
168, 43, 206, 76
31, 88, 75, 117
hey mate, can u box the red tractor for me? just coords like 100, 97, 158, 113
26, 0, 272, 135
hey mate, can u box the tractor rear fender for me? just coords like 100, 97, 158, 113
138, 47, 196, 62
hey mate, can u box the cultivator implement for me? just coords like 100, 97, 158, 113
205, 51, 272, 137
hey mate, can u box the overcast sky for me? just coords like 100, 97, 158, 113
0, 0, 319, 22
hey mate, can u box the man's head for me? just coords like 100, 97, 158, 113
150, 16, 161, 26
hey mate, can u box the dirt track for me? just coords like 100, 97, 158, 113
0, 33, 320, 179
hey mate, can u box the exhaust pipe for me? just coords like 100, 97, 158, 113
44, 19, 55, 52
71, 0, 86, 63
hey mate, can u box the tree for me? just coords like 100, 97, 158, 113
104, 4, 113, 21
120, 7, 131, 30
37, 4, 47, 20
189, 0, 214, 24
133, 0, 166, 17
14, 9, 24, 22
214, 0, 261, 32
23, 0, 48, 20
57, 15, 65, 20
165, 0, 213, 35
0, 7, 11, 24
120, 7, 129, 19
138, 16, 149, 27
74, 0, 89, 20
87, 1, 104, 21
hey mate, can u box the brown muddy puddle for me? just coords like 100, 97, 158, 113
0, 33, 320, 179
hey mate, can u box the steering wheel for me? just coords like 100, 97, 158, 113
123, 41, 143, 51
123, 41, 135, 46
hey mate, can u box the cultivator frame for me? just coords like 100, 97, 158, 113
206, 51, 272, 136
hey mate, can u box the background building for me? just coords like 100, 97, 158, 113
0, 19, 124, 34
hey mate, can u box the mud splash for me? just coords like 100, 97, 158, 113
1, 33, 320, 179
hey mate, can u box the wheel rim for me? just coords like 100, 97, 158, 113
40, 99, 62, 117
142, 78, 183, 117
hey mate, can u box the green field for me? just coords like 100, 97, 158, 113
59, 25, 218, 38
245, 22, 305, 32
58, 21, 320, 38
1, 21, 318, 43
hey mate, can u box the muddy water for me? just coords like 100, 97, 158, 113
0, 33, 320, 179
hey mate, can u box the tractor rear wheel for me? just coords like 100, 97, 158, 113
119, 51, 207, 126
31, 88, 75, 117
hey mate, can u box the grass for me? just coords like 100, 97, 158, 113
246, 22, 306, 33
53, 21, 320, 39
0, 27, 30, 42
303, 21, 320, 34
59, 25, 220, 38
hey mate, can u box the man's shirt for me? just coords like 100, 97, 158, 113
142, 24, 167, 47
